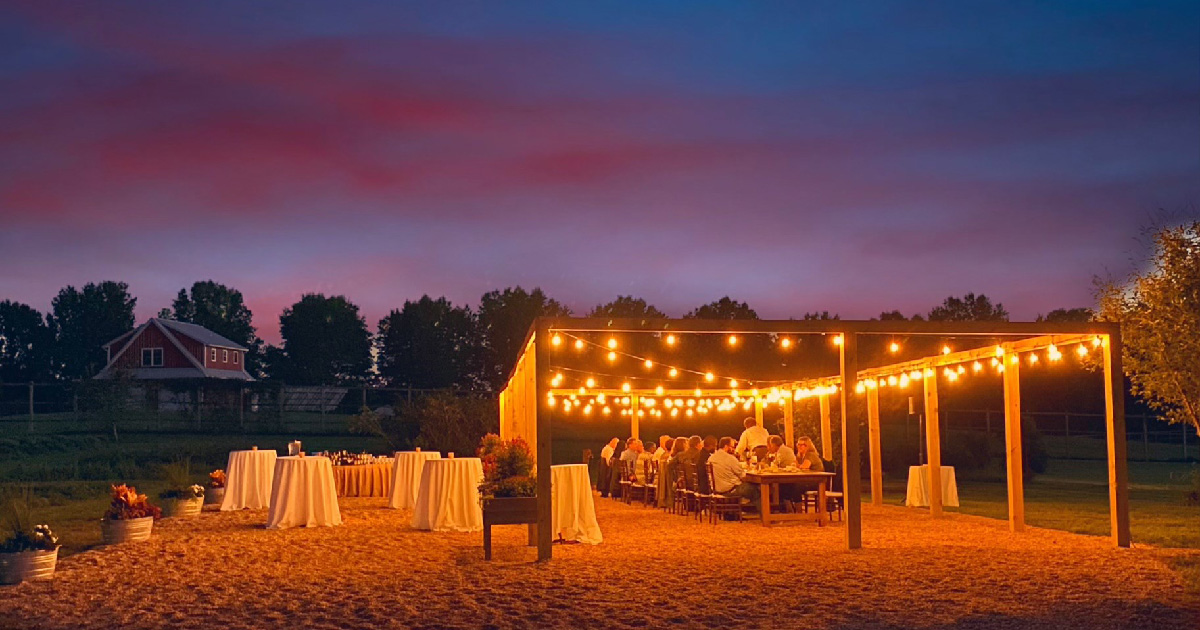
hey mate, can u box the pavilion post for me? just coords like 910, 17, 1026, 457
630, 395, 640, 440
533, 321, 553, 561
783, 394, 795, 450
923, 365, 943, 517
1103, 332, 1131, 548
754, 397, 764, 428
1003, 352, 1025, 532
867, 386, 883, 507
839, 331, 862, 549
819, 394, 833, 460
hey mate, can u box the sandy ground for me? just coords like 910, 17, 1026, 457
0, 497, 1197, 630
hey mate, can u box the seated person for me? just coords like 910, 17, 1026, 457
707, 436, 760, 509
695, 436, 717, 494
630, 439, 653, 484
618, 437, 639, 476
795, 436, 825, 472
767, 435, 797, 468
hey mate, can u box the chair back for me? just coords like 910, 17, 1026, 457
642, 458, 654, 483
827, 460, 842, 492
682, 462, 697, 492
705, 462, 718, 494
752, 445, 769, 462
673, 460, 687, 489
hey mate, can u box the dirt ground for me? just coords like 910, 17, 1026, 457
1, 496, 1197, 629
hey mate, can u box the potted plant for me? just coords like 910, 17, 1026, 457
0, 491, 60, 584
204, 469, 227, 506
477, 434, 537, 559
159, 459, 205, 518
101, 484, 161, 544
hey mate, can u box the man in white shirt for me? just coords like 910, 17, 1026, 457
735, 417, 769, 460
598, 438, 619, 497
600, 438, 619, 464
708, 437, 759, 510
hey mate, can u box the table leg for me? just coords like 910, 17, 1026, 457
817, 480, 827, 527
484, 523, 493, 561
760, 481, 771, 527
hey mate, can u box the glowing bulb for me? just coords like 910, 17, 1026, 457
666, 334, 676, 346
973, 361, 983, 372
644, 359, 653, 369
686, 409, 694, 417
602, 406, 611, 415
694, 388, 702, 397
1010, 354, 1019, 364
1077, 344, 1089, 357
833, 335, 844, 346
607, 338, 617, 349
923, 368, 934, 378
1093, 336, 1102, 347
1048, 344, 1062, 361
585, 378, 595, 388
668, 367, 678, 378
547, 395, 556, 407
551, 334, 562, 346
889, 342, 900, 353
899, 373, 910, 388
607, 351, 617, 362
780, 337, 792, 349
664, 398, 673, 408
621, 382, 631, 393
577, 387, 586, 395
620, 397, 630, 405
583, 405, 593, 415
655, 385, 664, 396
947, 371, 958, 382
751, 389, 759, 397
910, 370, 922, 380
888, 375, 898, 386
995, 345, 1005, 357
1029, 353, 1039, 365
855, 382, 866, 394
729, 379, 739, 388
957, 365, 966, 374
705, 372, 715, 382
728, 335, 738, 346
942, 345, 951, 355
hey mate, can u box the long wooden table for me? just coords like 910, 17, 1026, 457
743, 471, 836, 527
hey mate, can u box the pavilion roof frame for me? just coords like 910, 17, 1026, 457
500, 317, 1128, 562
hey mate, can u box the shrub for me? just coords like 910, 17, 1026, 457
478, 434, 536, 498
942, 431, 992, 472
1022, 417, 1049, 478
159, 459, 204, 500
104, 484, 161, 521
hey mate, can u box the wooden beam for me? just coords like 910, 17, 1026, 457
783, 394, 795, 450
923, 366, 943, 518
630, 395, 640, 440
1003, 356, 1025, 532
542, 317, 1119, 337
819, 394, 833, 460
867, 386, 883, 507
754, 397, 764, 428
1103, 333, 1131, 548
533, 321, 553, 562
840, 332, 862, 550
498, 389, 508, 440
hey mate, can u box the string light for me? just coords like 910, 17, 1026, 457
655, 385, 665, 396
833, 335, 844, 346
889, 341, 900, 353
1077, 344, 1089, 357
669, 368, 678, 378
972, 361, 983, 372
574, 339, 585, 350
607, 338, 617, 349
644, 359, 654, 369
780, 337, 792, 349
1048, 344, 1062, 361
607, 351, 617, 362
621, 382, 631, 393
729, 379, 739, 388
1029, 353, 1039, 365
585, 378, 595, 388
666, 334, 676, 346
728, 335, 738, 346
547, 395, 556, 407
942, 345, 952, 355
694, 388, 703, 397
551, 334, 562, 346
705, 372, 715, 382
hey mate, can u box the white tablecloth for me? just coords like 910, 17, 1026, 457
388, 451, 442, 509
551, 464, 602, 544
411, 458, 483, 532
220, 449, 278, 511
905, 465, 960, 507
266, 456, 342, 529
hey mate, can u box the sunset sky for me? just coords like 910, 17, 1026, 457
1, 1, 1197, 343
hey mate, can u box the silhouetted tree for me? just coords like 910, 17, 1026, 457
684, 297, 758, 320
588, 296, 668, 319
927, 293, 1009, 321
376, 296, 476, 389
47, 281, 136, 379
0, 300, 53, 383
159, 280, 263, 375
1037, 307, 1093, 323
268, 294, 371, 385
476, 287, 571, 390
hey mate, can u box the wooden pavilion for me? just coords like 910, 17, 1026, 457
499, 318, 1129, 562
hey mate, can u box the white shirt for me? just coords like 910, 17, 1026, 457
708, 449, 745, 494
600, 444, 615, 463
735, 425, 770, 458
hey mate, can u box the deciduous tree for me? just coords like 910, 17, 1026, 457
159, 280, 263, 375
683, 297, 758, 320
588, 296, 667, 319
47, 281, 136, 379
376, 296, 476, 389
269, 294, 371, 385
475, 287, 570, 390
0, 300, 53, 383
927, 293, 1009, 321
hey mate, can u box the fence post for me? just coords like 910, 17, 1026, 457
1142, 415, 1150, 462
28, 382, 35, 434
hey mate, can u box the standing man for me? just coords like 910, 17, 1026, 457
735, 417, 769, 460
598, 437, 619, 497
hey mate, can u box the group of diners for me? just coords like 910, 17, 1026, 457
596, 417, 831, 519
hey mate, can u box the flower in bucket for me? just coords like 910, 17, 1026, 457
104, 484, 162, 521
209, 469, 227, 489
0, 490, 61, 553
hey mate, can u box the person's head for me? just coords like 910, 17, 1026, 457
687, 435, 702, 451
718, 436, 735, 453
768, 435, 784, 453
631, 439, 644, 453
743, 417, 757, 430
703, 436, 718, 453
671, 437, 687, 455
796, 436, 816, 455
626, 437, 637, 448
645, 442, 658, 454
608, 438, 620, 448
659, 435, 672, 449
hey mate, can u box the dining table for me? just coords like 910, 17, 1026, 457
743, 470, 837, 527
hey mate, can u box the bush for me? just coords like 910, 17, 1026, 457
1022, 417, 1048, 478
942, 431, 993, 472
478, 434, 536, 498
408, 392, 497, 457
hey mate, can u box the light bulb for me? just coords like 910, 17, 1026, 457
728, 335, 738, 346
585, 378, 595, 388
621, 382, 631, 393
729, 379, 739, 388
607, 351, 617, 362
644, 359, 653, 369
666, 334, 676, 346
607, 338, 617, 349
705, 372, 715, 382
655, 385, 664, 395
574, 339, 584, 350
551, 334, 562, 346
780, 337, 792, 349
668, 367, 678, 378
833, 335, 843, 346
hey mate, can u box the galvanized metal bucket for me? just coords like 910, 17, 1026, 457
101, 516, 154, 545
0, 548, 58, 585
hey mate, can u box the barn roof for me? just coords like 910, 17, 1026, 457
156, 318, 248, 351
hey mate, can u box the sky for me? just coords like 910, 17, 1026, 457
0, 1, 1197, 344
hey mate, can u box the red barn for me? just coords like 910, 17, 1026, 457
94, 318, 253, 381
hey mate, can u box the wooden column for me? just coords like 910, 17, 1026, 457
839, 332, 862, 549
783, 394, 795, 449
923, 366, 943, 517
819, 394, 833, 460
754, 397, 764, 428
1103, 333, 1131, 548
630, 395, 640, 440
1003, 353, 1025, 532
867, 386, 883, 507
498, 390, 509, 440
533, 323, 553, 562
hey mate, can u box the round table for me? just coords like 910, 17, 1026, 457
266, 456, 342, 529
388, 451, 441, 509
220, 449, 278, 511
551, 464, 603, 544
332, 460, 394, 497
411, 458, 484, 532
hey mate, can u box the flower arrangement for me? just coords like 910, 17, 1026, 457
159, 459, 205, 500
1, 491, 59, 553
104, 484, 162, 521
209, 469, 227, 489
477, 434, 536, 498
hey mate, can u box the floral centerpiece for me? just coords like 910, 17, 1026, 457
205, 469, 227, 506
0, 491, 60, 584
101, 484, 160, 545
478, 434, 536, 498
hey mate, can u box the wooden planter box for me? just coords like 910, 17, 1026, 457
101, 516, 154, 545
0, 548, 58, 585
163, 497, 204, 518
481, 497, 538, 561
204, 487, 225, 506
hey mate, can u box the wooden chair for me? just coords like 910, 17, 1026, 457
627, 459, 650, 505
643, 459, 659, 507
706, 462, 742, 524
801, 459, 843, 521
681, 461, 701, 516
672, 462, 690, 515
690, 461, 713, 521
621, 460, 638, 504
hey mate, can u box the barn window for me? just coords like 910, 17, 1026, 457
141, 348, 163, 367
222, 349, 229, 362
210, 349, 217, 362
234, 352, 240, 365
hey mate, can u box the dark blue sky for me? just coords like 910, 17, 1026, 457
1, 1, 1197, 341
